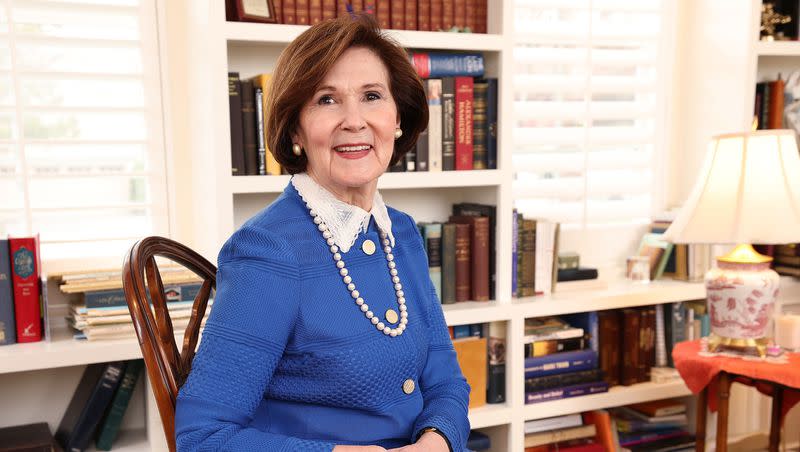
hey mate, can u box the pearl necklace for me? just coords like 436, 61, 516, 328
308, 205, 408, 336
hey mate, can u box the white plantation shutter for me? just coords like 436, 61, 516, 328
0, 0, 167, 265
512, 0, 666, 235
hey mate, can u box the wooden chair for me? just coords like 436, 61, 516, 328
122, 236, 216, 452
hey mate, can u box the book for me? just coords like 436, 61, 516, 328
518, 218, 536, 297
621, 308, 641, 385
597, 310, 622, 386
452, 337, 487, 408
440, 223, 457, 304
452, 202, 496, 299
628, 399, 687, 418
637, 233, 673, 280
251, 73, 281, 175
390, 0, 404, 29
0, 422, 58, 452
95, 360, 144, 450
525, 380, 609, 405
447, 215, 489, 302
524, 424, 597, 447
9, 236, 41, 343
466, 430, 491, 451
524, 368, 605, 393
240, 79, 259, 175
56, 361, 126, 452
454, 76, 474, 170
441, 77, 456, 170
511, 209, 518, 296
404, 0, 417, 30
81, 282, 202, 309
524, 414, 583, 434
422, 223, 442, 302
612, 406, 689, 425
415, 84, 429, 172
557, 267, 598, 282
524, 336, 586, 358
408, 52, 485, 78
227, 72, 245, 176
486, 78, 498, 169
430, 0, 443, 30
0, 239, 16, 345
486, 320, 506, 404
472, 79, 488, 169
442, 0, 455, 29
254, 86, 267, 175
524, 349, 597, 379
453, 222, 471, 302
426, 79, 443, 172
562, 312, 598, 353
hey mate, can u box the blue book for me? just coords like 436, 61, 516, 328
410, 52, 485, 78
453, 324, 471, 339
525, 380, 609, 404
562, 312, 599, 353
468, 323, 482, 337
83, 283, 203, 309
0, 239, 16, 345
466, 430, 491, 451
524, 349, 598, 378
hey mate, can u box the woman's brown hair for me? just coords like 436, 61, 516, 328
264, 14, 428, 174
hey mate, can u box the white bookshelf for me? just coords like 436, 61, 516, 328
755, 40, 800, 57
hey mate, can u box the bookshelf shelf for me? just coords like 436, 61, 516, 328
224, 21, 505, 51
443, 300, 513, 326
521, 380, 692, 421
755, 40, 800, 57
469, 403, 514, 429
514, 280, 706, 318
229, 170, 507, 194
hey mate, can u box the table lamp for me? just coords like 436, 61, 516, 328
663, 129, 800, 357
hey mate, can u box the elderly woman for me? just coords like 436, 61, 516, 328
174, 14, 471, 452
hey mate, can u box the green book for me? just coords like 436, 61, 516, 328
95, 360, 144, 450
637, 233, 674, 280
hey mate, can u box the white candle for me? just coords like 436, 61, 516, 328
775, 314, 800, 352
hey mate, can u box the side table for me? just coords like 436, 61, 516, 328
672, 340, 800, 452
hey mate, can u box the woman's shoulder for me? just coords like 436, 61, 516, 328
219, 183, 312, 266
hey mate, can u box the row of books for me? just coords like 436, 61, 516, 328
646, 220, 713, 282
228, 54, 498, 176
523, 400, 694, 452
417, 202, 495, 302
56, 359, 144, 451
226, 0, 489, 33
756, 243, 800, 277
447, 321, 505, 407
0, 236, 44, 345
60, 267, 207, 341
754, 76, 785, 130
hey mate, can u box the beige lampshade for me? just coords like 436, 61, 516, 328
663, 129, 800, 244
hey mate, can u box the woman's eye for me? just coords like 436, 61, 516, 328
365, 92, 381, 101
318, 95, 335, 105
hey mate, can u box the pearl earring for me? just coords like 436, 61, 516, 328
292, 143, 302, 156
394, 128, 403, 140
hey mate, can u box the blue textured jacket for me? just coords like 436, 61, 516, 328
175, 183, 471, 451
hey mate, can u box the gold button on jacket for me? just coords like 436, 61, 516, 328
362, 239, 376, 255
402, 379, 415, 394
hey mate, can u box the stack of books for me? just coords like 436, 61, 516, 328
611, 399, 694, 452
59, 268, 208, 341
523, 317, 608, 405
524, 411, 612, 451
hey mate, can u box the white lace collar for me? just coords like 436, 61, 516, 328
291, 173, 395, 253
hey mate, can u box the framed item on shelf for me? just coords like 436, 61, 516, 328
235, 0, 277, 23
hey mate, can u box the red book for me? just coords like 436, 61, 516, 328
283, 0, 297, 23
390, 0, 404, 29
274, 0, 284, 24
465, 0, 476, 31
476, 0, 487, 33
454, 76, 474, 170
450, 216, 490, 301
404, 0, 417, 30
376, 0, 390, 28
322, 0, 337, 20
430, 0, 443, 30
417, 0, 431, 31
454, 0, 466, 29
9, 236, 41, 343
309, 0, 323, 23
442, 0, 454, 29
296, 0, 310, 24
453, 223, 471, 302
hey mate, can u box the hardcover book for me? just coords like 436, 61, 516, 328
440, 223, 457, 304
404, 0, 417, 30
240, 79, 259, 175
449, 215, 489, 301
227, 72, 245, 176
441, 77, 456, 170
9, 236, 41, 343
426, 79, 443, 172
524, 349, 598, 379
452, 223, 471, 302
472, 79, 488, 169
56, 361, 126, 452
486, 78, 498, 169
409, 53, 485, 78
597, 310, 621, 386
0, 239, 16, 345
430, 0, 443, 31
417, 0, 431, 31
95, 360, 144, 450
390, 0, 404, 29
524, 368, 604, 393
452, 337, 487, 408
0, 422, 58, 452
452, 202, 496, 298
454, 76, 474, 170
422, 223, 442, 301
525, 381, 609, 405
487, 320, 506, 403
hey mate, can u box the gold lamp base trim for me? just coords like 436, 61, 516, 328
707, 333, 770, 358
717, 243, 773, 264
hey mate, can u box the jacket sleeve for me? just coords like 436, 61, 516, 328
175, 231, 335, 452
404, 215, 471, 452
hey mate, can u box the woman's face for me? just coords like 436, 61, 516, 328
293, 46, 399, 194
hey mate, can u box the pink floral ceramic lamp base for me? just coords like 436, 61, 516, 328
705, 247, 780, 358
